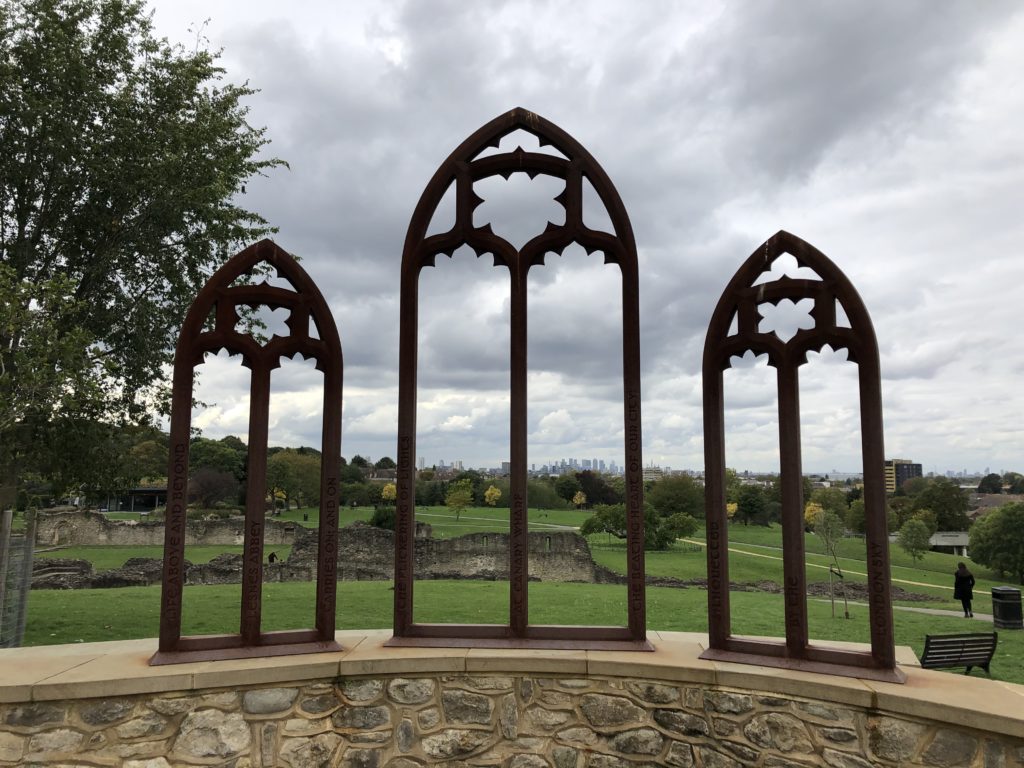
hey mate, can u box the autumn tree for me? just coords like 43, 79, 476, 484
484, 485, 501, 507
381, 482, 397, 505
572, 490, 587, 509
0, 0, 283, 508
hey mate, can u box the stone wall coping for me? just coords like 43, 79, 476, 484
1, 630, 1022, 739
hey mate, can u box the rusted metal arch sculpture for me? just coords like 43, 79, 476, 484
152, 240, 343, 665
390, 108, 650, 649
700, 230, 903, 682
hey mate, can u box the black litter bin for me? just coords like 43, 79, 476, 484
992, 586, 1023, 630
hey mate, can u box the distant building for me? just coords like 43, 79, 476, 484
884, 458, 922, 493
642, 466, 664, 482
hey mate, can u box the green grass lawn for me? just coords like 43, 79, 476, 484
22, 579, 1024, 684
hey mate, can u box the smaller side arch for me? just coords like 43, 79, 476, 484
700, 231, 902, 682
152, 240, 344, 665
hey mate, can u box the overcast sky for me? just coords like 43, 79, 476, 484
149, 1, 1024, 476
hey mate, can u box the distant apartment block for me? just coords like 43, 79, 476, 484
884, 458, 922, 493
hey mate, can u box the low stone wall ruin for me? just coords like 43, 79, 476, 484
34, 510, 297, 548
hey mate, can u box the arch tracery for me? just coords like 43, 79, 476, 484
391, 108, 649, 649
701, 230, 902, 681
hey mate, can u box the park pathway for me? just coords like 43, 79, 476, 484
680, 538, 948, 590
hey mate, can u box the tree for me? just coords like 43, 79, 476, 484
484, 485, 501, 507
845, 498, 866, 534
445, 479, 473, 522
381, 482, 396, 505
575, 470, 618, 506
1003, 472, 1024, 494
350, 455, 370, 468
572, 490, 587, 509
189, 468, 239, 508
812, 509, 850, 619
897, 519, 932, 564
579, 502, 688, 551
810, 486, 848, 518
970, 502, 1024, 584
554, 474, 582, 503
266, 449, 320, 510
735, 484, 766, 526
374, 456, 397, 470
912, 478, 969, 531
977, 473, 1003, 494
1, 0, 283, 507
663, 512, 699, 540
647, 475, 702, 519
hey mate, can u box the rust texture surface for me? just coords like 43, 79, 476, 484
152, 239, 343, 665
700, 230, 901, 681
391, 107, 649, 649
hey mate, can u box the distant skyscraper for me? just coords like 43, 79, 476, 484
582, 459, 592, 470
418, 456, 425, 470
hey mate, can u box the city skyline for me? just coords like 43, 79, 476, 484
146, 2, 1024, 475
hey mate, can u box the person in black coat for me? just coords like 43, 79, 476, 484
954, 562, 975, 618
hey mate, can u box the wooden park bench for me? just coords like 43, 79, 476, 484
919, 632, 998, 676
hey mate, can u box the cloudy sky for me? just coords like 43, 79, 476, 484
150, 1, 1024, 476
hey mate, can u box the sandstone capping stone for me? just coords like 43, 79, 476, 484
441, 689, 494, 724
653, 708, 709, 736
703, 691, 754, 715
332, 705, 391, 730
611, 727, 665, 755
387, 678, 435, 705
922, 728, 979, 767
579, 694, 645, 728
625, 681, 679, 704
243, 687, 299, 715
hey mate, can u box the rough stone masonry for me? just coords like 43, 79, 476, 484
0, 673, 1020, 767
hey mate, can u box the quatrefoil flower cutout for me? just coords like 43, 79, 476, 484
758, 298, 815, 343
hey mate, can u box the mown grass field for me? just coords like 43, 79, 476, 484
25, 508, 1024, 683
23, 580, 1024, 683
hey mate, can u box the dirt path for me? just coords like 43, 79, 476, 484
680, 538, 948, 591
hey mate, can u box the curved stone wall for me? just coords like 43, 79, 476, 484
0, 631, 1021, 767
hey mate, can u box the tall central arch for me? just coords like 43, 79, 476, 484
389, 108, 649, 650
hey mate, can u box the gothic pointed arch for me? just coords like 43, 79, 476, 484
701, 230, 902, 681
153, 239, 344, 664
391, 108, 648, 649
